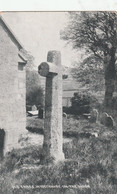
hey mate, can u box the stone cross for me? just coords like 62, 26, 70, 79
38, 50, 65, 162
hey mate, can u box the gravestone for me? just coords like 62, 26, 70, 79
100, 112, 109, 125
38, 107, 44, 119
89, 109, 99, 123
63, 112, 67, 118
100, 112, 114, 127
105, 115, 114, 127
38, 50, 64, 162
32, 105, 37, 111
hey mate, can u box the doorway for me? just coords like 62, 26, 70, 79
0, 129, 5, 159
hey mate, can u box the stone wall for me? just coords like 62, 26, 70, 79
0, 23, 26, 154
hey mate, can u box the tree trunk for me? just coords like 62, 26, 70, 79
105, 78, 115, 107
104, 48, 116, 108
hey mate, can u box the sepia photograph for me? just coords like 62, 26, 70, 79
0, 11, 117, 193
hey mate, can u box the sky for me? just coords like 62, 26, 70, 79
0, 0, 116, 11
2, 12, 80, 68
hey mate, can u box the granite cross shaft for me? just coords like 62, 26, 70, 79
38, 50, 65, 162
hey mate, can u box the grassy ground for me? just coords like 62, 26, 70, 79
0, 114, 117, 193
26, 115, 91, 137
26, 113, 117, 137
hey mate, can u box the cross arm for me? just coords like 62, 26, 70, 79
38, 62, 58, 77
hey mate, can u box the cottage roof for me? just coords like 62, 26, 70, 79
18, 53, 27, 64
0, 15, 23, 50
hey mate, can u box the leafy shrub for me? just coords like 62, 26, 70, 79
70, 91, 99, 115
20, 49, 44, 107
26, 68, 44, 106
26, 86, 44, 107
